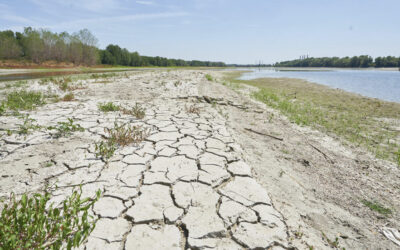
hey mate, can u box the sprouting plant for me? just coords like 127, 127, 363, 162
0, 187, 100, 250
17, 115, 42, 135
95, 140, 117, 161
122, 103, 145, 119
205, 74, 213, 81
47, 118, 84, 138
98, 102, 120, 112
174, 81, 182, 87
396, 148, 400, 167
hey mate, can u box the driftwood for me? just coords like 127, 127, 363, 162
244, 128, 283, 141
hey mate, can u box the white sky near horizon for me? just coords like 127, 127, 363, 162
0, 0, 399, 64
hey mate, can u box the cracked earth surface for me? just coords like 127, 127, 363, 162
0, 71, 290, 249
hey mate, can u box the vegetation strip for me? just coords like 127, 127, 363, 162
224, 71, 400, 164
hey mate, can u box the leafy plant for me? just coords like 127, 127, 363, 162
361, 199, 392, 215
122, 103, 145, 119
95, 140, 117, 161
17, 115, 42, 135
47, 118, 84, 138
5, 90, 45, 110
205, 74, 213, 81
98, 102, 120, 112
0, 188, 100, 250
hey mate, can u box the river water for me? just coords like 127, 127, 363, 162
239, 68, 400, 103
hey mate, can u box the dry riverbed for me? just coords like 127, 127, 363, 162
0, 69, 399, 249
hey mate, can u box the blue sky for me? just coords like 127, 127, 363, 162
0, 0, 399, 64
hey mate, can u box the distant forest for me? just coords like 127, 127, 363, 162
275, 55, 400, 68
0, 28, 225, 67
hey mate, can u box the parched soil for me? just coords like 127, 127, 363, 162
0, 69, 399, 249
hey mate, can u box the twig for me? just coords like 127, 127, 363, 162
244, 128, 283, 141
307, 142, 334, 164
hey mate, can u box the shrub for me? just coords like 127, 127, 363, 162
98, 102, 120, 112
0, 188, 100, 250
6, 90, 45, 110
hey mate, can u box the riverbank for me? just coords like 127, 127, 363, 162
0, 69, 399, 249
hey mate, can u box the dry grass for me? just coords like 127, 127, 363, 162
186, 104, 201, 115
224, 71, 400, 163
121, 103, 145, 119
61, 93, 74, 101
105, 122, 150, 146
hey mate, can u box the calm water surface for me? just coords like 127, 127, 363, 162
239, 68, 400, 103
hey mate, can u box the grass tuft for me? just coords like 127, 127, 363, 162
5, 90, 45, 110
121, 103, 145, 119
98, 102, 120, 112
205, 74, 213, 81
361, 199, 392, 215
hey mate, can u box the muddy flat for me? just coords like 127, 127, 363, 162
0, 70, 399, 249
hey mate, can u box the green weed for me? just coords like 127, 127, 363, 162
205, 74, 213, 81
98, 102, 120, 112
5, 90, 45, 110
47, 118, 84, 138
95, 141, 117, 161
0, 187, 100, 250
17, 115, 42, 135
361, 199, 392, 215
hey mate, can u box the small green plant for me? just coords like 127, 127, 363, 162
47, 118, 84, 138
5, 90, 45, 110
53, 77, 72, 91
0, 102, 6, 116
95, 140, 117, 161
396, 148, 400, 167
361, 199, 392, 215
205, 74, 213, 81
17, 115, 42, 135
98, 102, 120, 112
0, 188, 100, 250
122, 103, 145, 119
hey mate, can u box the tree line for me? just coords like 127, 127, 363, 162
99, 44, 225, 67
0, 27, 226, 67
275, 55, 400, 68
0, 28, 98, 65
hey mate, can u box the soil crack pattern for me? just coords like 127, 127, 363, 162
0, 70, 291, 249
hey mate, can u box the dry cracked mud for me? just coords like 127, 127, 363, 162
1, 69, 399, 249
0, 70, 289, 250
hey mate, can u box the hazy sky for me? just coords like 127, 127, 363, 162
0, 0, 399, 64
